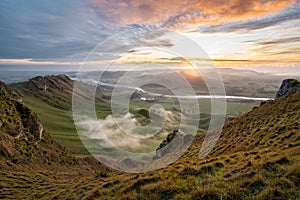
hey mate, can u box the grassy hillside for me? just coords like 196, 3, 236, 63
11, 75, 111, 155
10, 75, 259, 155
1, 79, 299, 199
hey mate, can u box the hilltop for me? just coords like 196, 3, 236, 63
12, 74, 104, 110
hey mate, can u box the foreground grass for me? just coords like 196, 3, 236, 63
1, 144, 299, 199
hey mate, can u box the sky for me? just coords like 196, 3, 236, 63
0, 0, 300, 70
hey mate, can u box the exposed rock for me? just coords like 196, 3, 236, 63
0, 80, 79, 167
15, 102, 44, 140
276, 79, 300, 98
157, 129, 178, 150
153, 129, 182, 160
0, 80, 22, 102
0, 80, 43, 141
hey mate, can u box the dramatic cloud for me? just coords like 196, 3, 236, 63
0, 0, 299, 65
87, 0, 297, 29
201, 2, 300, 33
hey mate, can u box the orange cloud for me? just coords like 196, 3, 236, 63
88, 0, 183, 25
87, 0, 297, 27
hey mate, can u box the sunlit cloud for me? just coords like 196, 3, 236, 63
87, 0, 297, 29
201, 2, 300, 33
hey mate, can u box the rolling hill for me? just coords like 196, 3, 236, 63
10, 75, 260, 155
0, 78, 299, 199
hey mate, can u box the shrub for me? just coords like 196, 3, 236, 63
93, 171, 109, 178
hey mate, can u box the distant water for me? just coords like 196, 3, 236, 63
0, 71, 74, 84
0, 71, 273, 101
166, 95, 273, 101
74, 78, 274, 101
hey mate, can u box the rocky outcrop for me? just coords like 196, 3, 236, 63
0, 81, 81, 168
157, 129, 179, 151
0, 80, 46, 163
276, 79, 300, 98
154, 130, 184, 160
0, 80, 23, 102
153, 130, 193, 160
15, 102, 43, 140
0, 81, 43, 141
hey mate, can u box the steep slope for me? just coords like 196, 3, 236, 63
191, 92, 300, 157
0, 81, 109, 173
85, 90, 299, 200
80, 92, 298, 200
0, 80, 80, 170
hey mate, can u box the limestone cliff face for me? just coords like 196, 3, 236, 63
276, 79, 300, 98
